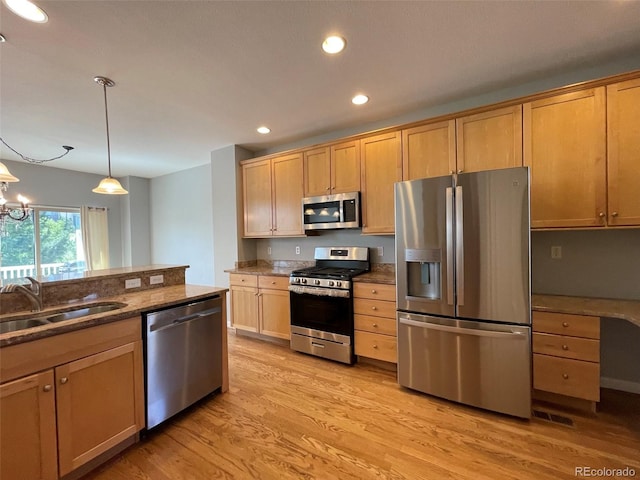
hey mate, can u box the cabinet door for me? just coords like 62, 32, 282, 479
303, 147, 331, 197
259, 288, 291, 340
0, 370, 58, 480
230, 286, 259, 332
607, 78, 640, 226
272, 153, 304, 236
331, 140, 361, 193
524, 88, 606, 228
56, 341, 144, 476
360, 131, 402, 234
456, 105, 522, 174
243, 159, 273, 237
402, 120, 456, 180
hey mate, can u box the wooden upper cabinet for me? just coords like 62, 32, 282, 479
272, 152, 304, 236
607, 78, 640, 227
456, 105, 523, 173
524, 88, 607, 228
243, 159, 273, 237
303, 141, 360, 196
303, 147, 331, 197
402, 120, 455, 180
331, 140, 360, 193
360, 131, 402, 234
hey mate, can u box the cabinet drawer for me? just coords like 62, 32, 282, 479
353, 283, 396, 302
229, 273, 258, 287
355, 331, 397, 363
532, 311, 600, 339
533, 333, 599, 362
354, 298, 395, 319
258, 275, 289, 290
355, 314, 397, 337
533, 354, 600, 401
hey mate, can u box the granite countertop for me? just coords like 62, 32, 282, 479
532, 294, 640, 328
354, 270, 396, 285
0, 284, 228, 347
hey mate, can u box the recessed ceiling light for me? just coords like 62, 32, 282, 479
3, 0, 48, 23
257, 126, 271, 134
322, 35, 346, 54
352, 94, 369, 105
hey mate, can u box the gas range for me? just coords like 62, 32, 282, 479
289, 266, 368, 290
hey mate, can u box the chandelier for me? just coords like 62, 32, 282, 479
0, 162, 30, 235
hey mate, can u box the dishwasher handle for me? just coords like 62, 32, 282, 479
148, 306, 222, 333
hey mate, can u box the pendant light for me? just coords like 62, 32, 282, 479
92, 76, 128, 195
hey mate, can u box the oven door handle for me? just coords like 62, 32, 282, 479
288, 285, 351, 298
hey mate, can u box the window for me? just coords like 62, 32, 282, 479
0, 207, 84, 281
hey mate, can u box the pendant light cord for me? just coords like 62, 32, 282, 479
0, 137, 74, 164
101, 82, 112, 178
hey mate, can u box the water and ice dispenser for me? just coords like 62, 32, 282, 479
404, 248, 441, 300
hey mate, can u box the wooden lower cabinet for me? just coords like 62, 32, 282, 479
0, 317, 144, 479
353, 282, 397, 364
56, 341, 144, 476
230, 273, 290, 340
1, 370, 58, 480
532, 311, 601, 409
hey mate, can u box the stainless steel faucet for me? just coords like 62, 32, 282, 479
0, 277, 43, 311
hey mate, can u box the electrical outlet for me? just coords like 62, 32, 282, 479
551, 246, 562, 259
377, 246, 384, 257
295, 246, 301, 255
267, 246, 272, 255
150, 274, 164, 285
125, 278, 141, 289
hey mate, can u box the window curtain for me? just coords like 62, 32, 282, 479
81, 206, 109, 271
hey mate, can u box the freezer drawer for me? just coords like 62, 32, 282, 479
397, 312, 532, 418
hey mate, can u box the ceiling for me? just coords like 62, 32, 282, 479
1, 1, 640, 179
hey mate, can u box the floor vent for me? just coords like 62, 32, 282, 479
532, 409, 575, 427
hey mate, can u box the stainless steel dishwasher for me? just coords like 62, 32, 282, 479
143, 295, 223, 430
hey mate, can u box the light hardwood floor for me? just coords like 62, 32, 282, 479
84, 332, 640, 480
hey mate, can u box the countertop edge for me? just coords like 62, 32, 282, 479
532, 294, 640, 328
0, 284, 228, 347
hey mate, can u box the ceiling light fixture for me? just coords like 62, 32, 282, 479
0, 161, 30, 235
92, 76, 128, 195
257, 126, 271, 134
2, 0, 48, 23
0, 137, 74, 164
352, 94, 369, 105
322, 35, 346, 54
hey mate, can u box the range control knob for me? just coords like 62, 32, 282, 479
336, 281, 342, 287
301, 278, 307, 284
328, 281, 334, 286
314, 279, 321, 285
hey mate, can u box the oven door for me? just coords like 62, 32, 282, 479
289, 288, 353, 337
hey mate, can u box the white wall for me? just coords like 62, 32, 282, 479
150, 163, 214, 285
120, 176, 151, 266
0, 159, 124, 267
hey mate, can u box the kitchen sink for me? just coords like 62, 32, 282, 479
0, 302, 127, 334
40, 302, 127, 323
0, 318, 52, 334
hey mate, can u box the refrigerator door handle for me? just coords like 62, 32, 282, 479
399, 317, 527, 339
455, 185, 464, 306
445, 186, 454, 306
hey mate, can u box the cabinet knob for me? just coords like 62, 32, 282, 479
599, 212, 605, 218
449, 170, 455, 175
326, 187, 331, 191
457, 169, 463, 174
373, 344, 378, 349
241, 279, 245, 282
562, 322, 569, 327
562, 344, 569, 350
60, 377, 68, 384
371, 289, 377, 294
271, 281, 276, 284
562, 373, 569, 380
372, 323, 378, 328
43, 384, 52, 392
372, 306, 377, 310
612, 212, 619, 217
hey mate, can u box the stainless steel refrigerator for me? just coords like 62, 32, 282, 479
395, 167, 531, 418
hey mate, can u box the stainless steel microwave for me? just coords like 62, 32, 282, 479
302, 192, 360, 230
